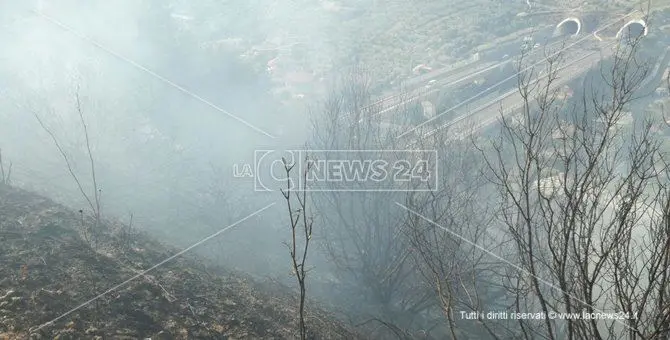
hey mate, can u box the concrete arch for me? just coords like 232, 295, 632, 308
615, 19, 648, 39
555, 17, 582, 37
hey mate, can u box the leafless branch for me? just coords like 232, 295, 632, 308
281, 155, 315, 340
34, 90, 101, 248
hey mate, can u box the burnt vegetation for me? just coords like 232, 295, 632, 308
3, 1, 670, 340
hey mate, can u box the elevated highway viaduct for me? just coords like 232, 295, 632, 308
361, 8, 654, 120
409, 32, 670, 145
342, 7, 664, 132
352, 38, 570, 123
437, 7, 670, 141
400, 38, 624, 146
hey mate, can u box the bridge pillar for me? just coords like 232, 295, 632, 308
421, 101, 436, 119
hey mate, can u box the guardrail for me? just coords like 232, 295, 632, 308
401, 41, 618, 147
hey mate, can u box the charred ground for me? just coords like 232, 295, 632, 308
0, 184, 357, 340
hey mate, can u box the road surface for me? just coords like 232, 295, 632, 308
403, 41, 618, 145
343, 10, 641, 127
362, 39, 581, 121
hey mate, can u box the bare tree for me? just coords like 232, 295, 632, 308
401, 128, 510, 339
34, 91, 102, 248
663, 65, 670, 128
478, 26, 670, 339
309, 67, 438, 337
281, 155, 315, 340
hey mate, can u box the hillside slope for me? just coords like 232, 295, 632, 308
0, 184, 357, 339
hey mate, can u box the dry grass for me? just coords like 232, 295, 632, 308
0, 184, 358, 339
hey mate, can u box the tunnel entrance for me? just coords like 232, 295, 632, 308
555, 18, 581, 37
616, 21, 648, 42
